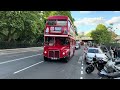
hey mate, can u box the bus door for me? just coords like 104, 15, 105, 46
70, 39, 74, 57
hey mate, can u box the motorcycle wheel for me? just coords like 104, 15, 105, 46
85, 66, 94, 74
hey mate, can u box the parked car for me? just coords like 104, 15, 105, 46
75, 43, 80, 49
84, 47, 108, 64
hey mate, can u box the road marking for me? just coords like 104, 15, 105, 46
78, 56, 83, 63
0, 53, 42, 65
81, 67, 83, 69
13, 61, 44, 74
80, 77, 83, 79
78, 61, 81, 64
81, 71, 83, 74
0, 50, 43, 56
82, 63, 83, 65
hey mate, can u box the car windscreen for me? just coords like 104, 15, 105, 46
88, 49, 99, 53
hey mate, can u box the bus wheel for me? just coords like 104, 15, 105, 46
64, 57, 68, 63
44, 56, 48, 61
65, 53, 70, 63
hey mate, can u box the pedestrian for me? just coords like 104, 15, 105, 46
117, 47, 120, 59
113, 47, 118, 58
110, 47, 114, 58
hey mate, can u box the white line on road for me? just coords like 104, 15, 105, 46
78, 61, 81, 64
81, 67, 83, 69
0, 53, 42, 65
14, 61, 44, 74
78, 56, 83, 63
80, 77, 83, 79
81, 71, 83, 74
82, 63, 83, 65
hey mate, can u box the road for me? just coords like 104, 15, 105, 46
0, 46, 100, 79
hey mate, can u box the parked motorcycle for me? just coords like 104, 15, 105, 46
98, 56, 120, 79
85, 55, 107, 74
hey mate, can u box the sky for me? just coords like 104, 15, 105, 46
71, 11, 120, 35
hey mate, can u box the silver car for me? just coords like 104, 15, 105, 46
75, 43, 80, 49
84, 47, 108, 64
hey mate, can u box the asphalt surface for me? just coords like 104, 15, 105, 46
0, 46, 101, 79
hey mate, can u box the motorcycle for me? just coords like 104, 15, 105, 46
85, 55, 107, 74
98, 57, 120, 79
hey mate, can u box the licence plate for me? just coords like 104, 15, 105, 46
51, 58, 59, 60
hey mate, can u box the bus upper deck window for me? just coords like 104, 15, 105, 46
47, 19, 56, 25
57, 19, 67, 26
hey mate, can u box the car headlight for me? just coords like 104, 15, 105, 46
87, 56, 92, 59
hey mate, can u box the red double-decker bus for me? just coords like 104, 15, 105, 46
43, 15, 77, 62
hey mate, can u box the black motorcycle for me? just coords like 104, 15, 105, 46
85, 56, 107, 74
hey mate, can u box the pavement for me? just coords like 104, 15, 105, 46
0, 46, 108, 79
0, 47, 43, 56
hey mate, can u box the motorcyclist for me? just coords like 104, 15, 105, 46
113, 47, 118, 59
109, 47, 114, 58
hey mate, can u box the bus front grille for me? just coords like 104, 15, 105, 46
49, 50, 60, 58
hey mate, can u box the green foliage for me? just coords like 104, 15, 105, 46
91, 24, 112, 44
0, 11, 76, 48
85, 31, 92, 37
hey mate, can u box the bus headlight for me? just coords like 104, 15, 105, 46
63, 52, 65, 55
44, 51, 47, 54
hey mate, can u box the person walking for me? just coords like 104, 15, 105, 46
117, 47, 120, 59
113, 47, 118, 58
110, 47, 114, 58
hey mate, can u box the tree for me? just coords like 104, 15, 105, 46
91, 24, 112, 44
0, 11, 76, 47
85, 31, 92, 37
0, 11, 24, 42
